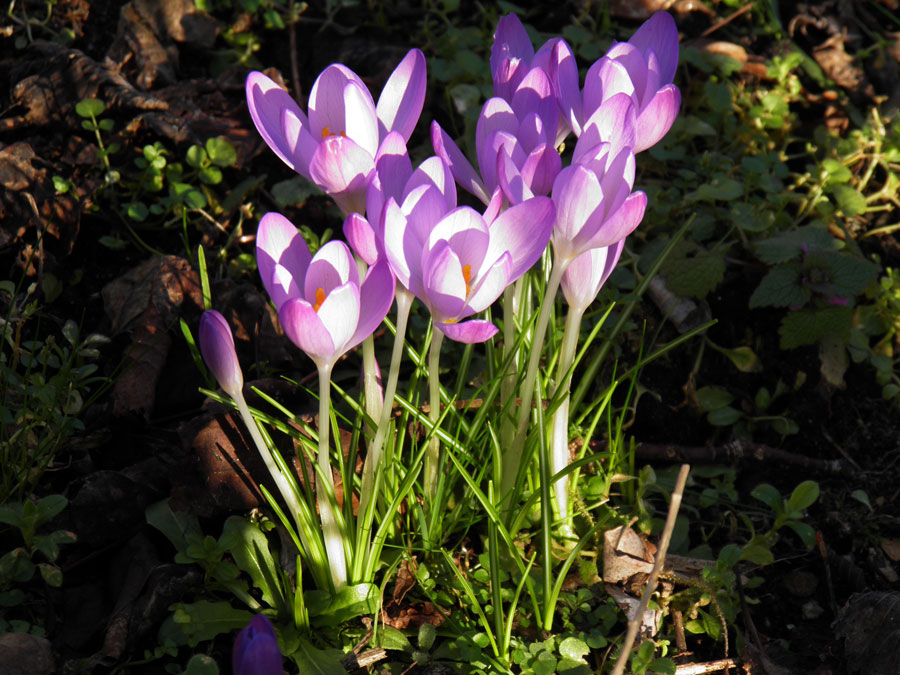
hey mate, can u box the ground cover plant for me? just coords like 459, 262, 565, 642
1, 1, 899, 674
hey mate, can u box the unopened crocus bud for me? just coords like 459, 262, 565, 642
198, 310, 244, 399
232, 614, 282, 675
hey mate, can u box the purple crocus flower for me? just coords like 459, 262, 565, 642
388, 196, 555, 343
551, 140, 646, 265
552, 11, 681, 152
246, 49, 427, 215
560, 240, 625, 313
232, 614, 282, 675
343, 131, 456, 266
432, 66, 561, 206
256, 212, 395, 369
198, 310, 243, 400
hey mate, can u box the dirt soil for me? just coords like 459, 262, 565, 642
1, 1, 899, 674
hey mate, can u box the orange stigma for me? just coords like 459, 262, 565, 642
321, 126, 346, 139
313, 287, 326, 312
462, 264, 472, 296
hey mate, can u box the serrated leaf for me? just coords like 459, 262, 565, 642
660, 243, 726, 299
779, 306, 853, 349
145, 500, 202, 555
754, 227, 836, 264
750, 265, 809, 308
222, 517, 282, 611
824, 252, 879, 298
375, 625, 413, 651
789, 480, 820, 511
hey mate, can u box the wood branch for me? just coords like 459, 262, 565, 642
675, 658, 742, 674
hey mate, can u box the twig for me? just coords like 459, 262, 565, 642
612, 464, 691, 675
675, 659, 741, 674
700, 2, 754, 38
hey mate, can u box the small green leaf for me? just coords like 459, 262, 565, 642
789, 480, 820, 511
37, 562, 63, 587
785, 521, 817, 549
222, 516, 283, 611
850, 489, 872, 510
717, 543, 742, 570
186, 145, 207, 168
294, 638, 347, 675
52, 176, 70, 193
374, 625, 412, 651
830, 184, 867, 217
739, 543, 774, 565
183, 654, 219, 675
695, 386, 733, 411
648, 657, 676, 674
707, 405, 742, 426
206, 137, 237, 167
751, 483, 782, 511
306, 583, 378, 627
126, 202, 149, 221
779, 307, 853, 349
559, 637, 590, 662
35, 495, 67, 526
145, 500, 202, 555
98, 236, 127, 250
199, 166, 223, 185
163, 601, 254, 647
75, 98, 105, 118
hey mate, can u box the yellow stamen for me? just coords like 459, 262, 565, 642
313, 287, 326, 312
462, 264, 472, 297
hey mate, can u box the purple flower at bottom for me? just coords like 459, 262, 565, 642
198, 310, 243, 400
233, 614, 282, 675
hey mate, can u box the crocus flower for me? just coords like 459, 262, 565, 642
198, 310, 243, 399
343, 131, 456, 266
233, 614, 282, 675
432, 65, 561, 206
256, 212, 395, 369
560, 241, 625, 312
389, 196, 555, 343
552, 11, 680, 152
246, 49, 427, 215
551, 140, 646, 265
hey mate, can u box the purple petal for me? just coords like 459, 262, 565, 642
605, 42, 648, 104
279, 298, 336, 366
551, 164, 603, 259
628, 11, 679, 85
199, 310, 243, 399
423, 241, 467, 320
582, 58, 635, 123
350, 259, 396, 349
315, 281, 361, 358
498, 147, 533, 205
308, 64, 374, 139
484, 196, 554, 281
402, 183, 451, 240
281, 106, 319, 178
305, 240, 357, 302
233, 615, 281, 675
344, 213, 379, 265
560, 240, 625, 311
478, 129, 523, 197
309, 136, 374, 216
382, 198, 415, 292
367, 131, 411, 220
482, 187, 504, 225
549, 39, 583, 137
431, 121, 490, 205
407, 156, 456, 210
491, 14, 534, 101
428, 207, 490, 281
634, 84, 681, 152
511, 67, 557, 147
574, 93, 636, 163
246, 72, 315, 178
521, 143, 562, 197
376, 48, 427, 142
578, 190, 647, 252
344, 80, 379, 157
257, 212, 311, 311
465, 252, 512, 314
436, 319, 499, 344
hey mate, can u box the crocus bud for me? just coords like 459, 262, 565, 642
232, 614, 282, 675
198, 310, 244, 399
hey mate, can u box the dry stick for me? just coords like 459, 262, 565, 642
611, 464, 691, 675
700, 2, 754, 38
674, 659, 741, 675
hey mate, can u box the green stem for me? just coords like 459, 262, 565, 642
502, 261, 567, 501
499, 282, 520, 449
233, 391, 329, 590
423, 325, 445, 499
354, 288, 413, 580
317, 363, 347, 590
549, 305, 584, 536
355, 256, 383, 433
